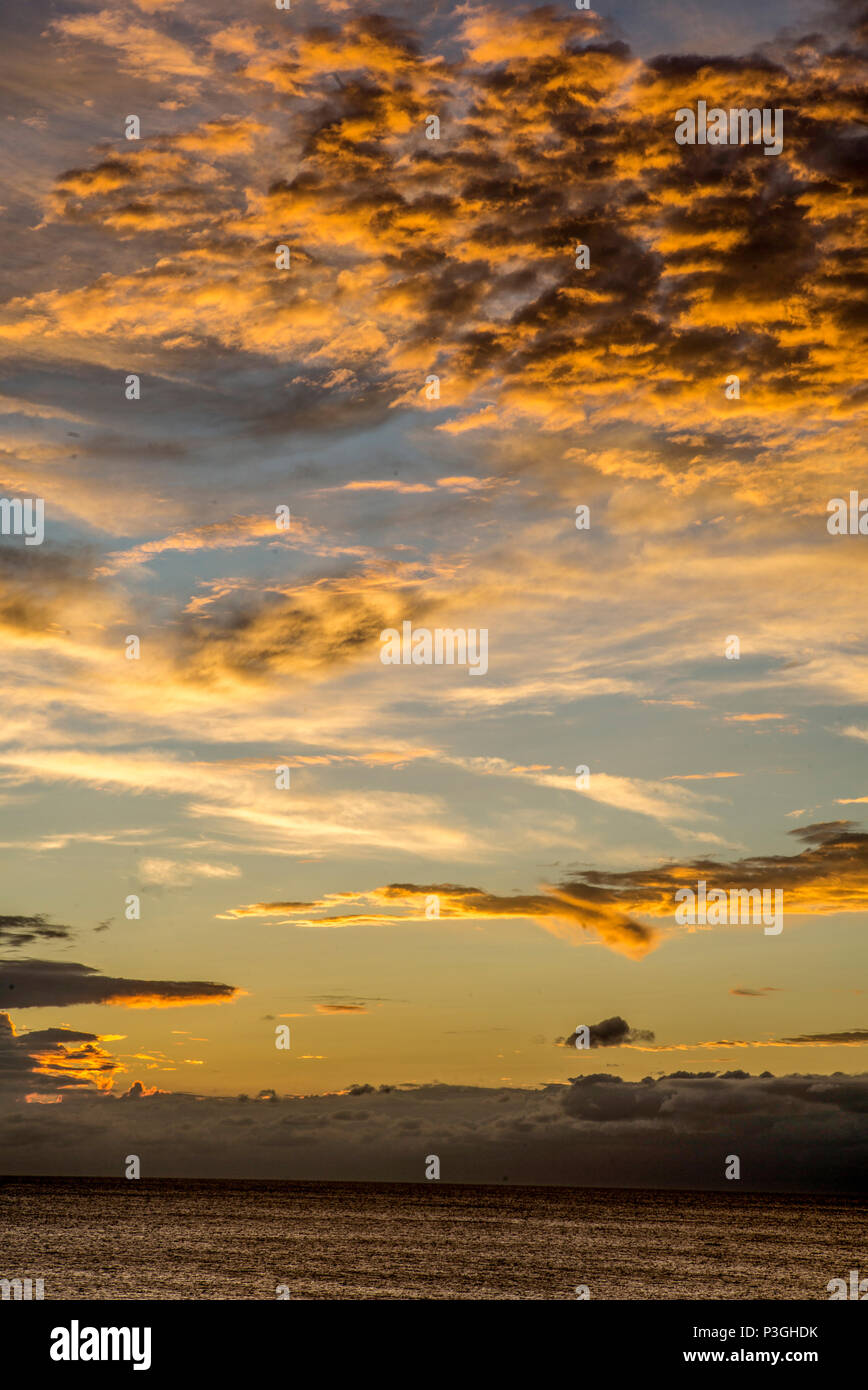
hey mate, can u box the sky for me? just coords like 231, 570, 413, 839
0, 0, 867, 1187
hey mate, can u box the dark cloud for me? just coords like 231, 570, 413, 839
0, 914, 72, 948
0, 1011, 120, 1094
0, 1072, 864, 1191
781, 1031, 868, 1045
0, 548, 102, 638
789, 820, 857, 843
0, 958, 240, 1009
560, 1016, 655, 1047
173, 585, 432, 686
119, 1080, 170, 1100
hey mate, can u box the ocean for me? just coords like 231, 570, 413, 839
1, 1177, 865, 1300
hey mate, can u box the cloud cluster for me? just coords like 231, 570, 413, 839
0, 914, 72, 948
3, 1, 863, 472
1, 1070, 864, 1191
0, 1011, 122, 1095
221, 821, 868, 956
0, 8, 866, 880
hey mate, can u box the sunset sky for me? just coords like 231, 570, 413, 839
1, 0, 866, 1184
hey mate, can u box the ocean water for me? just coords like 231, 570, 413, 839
1, 1177, 865, 1300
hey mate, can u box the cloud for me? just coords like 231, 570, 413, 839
724, 713, 788, 723
137, 857, 241, 888
0, 1071, 864, 1193
444, 757, 713, 828
555, 820, 868, 922
120, 1079, 170, 1099
170, 580, 418, 687
840, 727, 868, 744
99, 513, 320, 575
560, 1016, 656, 1047
0, 914, 72, 948
0, 745, 478, 861
611, 1034, 868, 1052
663, 771, 742, 781
1, 0, 867, 812
329, 480, 434, 494
53, 9, 210, 80
3, 0, 861, 476
221, 880, 660, 958
0, 959, 241, 1010
220, 819, 868, 956
779, 1030, 868, 1046
0, 1011, 122, 1094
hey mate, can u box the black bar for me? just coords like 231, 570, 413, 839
5, 1298, 862, 1376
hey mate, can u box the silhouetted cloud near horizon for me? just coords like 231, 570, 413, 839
1, 1071, 864, 1192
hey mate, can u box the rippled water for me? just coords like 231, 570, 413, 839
1, 1177, 864, 1299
